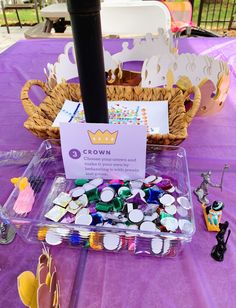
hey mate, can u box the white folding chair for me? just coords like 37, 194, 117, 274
101, 1, 171, 36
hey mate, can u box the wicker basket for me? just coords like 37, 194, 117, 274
20, 80, 201, 145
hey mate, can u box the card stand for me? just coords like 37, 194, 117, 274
3, 140, 195, 258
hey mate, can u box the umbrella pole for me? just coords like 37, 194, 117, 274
67, 0, 108, 123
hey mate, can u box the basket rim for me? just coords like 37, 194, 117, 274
22, 82, 201, 143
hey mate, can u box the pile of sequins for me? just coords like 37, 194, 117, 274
40, 175, 194, 256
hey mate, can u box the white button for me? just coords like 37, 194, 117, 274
163, 239, 170, 254
46, 229, 62, 246
55, 228, 70, 237
100, 189, 115, 202
164, 204, 177, 215
151, 238, 163, 254
144, 212, 158, 221
83, 183, 96, 192
103, 233, 120, 251
129, 180, 143, 189
89, 178, 103, 187
144, 175, 156, 184
177, 196, 191, 209
140, 221, 156, 232
176, 206, 188, 217
75, 214, 92, 225
78, 194, 88, 207
153, 177, 163, 184
71, 187, 85, 198
179, 219, 194, 234
161, 217, 178, 232
68, 201, 79, 210
159, 194, 175, 206
128, 209, 144, 224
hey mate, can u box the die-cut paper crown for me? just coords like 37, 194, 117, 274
44, 29, 230, 116
88, 130, 118, 145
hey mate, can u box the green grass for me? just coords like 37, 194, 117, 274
193, 0, 201, 23
192, 0, 235, 31
0, 9, 40, 26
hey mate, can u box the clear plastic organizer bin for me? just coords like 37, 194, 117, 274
2, 140, 195, 257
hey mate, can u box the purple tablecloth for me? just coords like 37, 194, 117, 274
0, 37, 236, 308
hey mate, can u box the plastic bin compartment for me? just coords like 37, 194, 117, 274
3, 140, 195, 257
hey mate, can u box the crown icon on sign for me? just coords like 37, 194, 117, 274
88, 130, 118, 145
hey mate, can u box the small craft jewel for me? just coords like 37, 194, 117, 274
177, 196, 191, 210
134, 237, 151, 255
44, 206, 67, 222
126, 193, 147, 206
128, 209, 144, 224
156, 179, 173, 190
37, 227, 48, 241
159, 194, 175, 206
178, 219, 194, 234
103, 233, 120, 251
89, 232, 103, 250
45, 229, 62, 246
53, 192, 71, 208
38, 172, 194, 253
70, 232, 81, 246
151, 238, 163, 255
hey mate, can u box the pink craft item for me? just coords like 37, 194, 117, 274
13, 185, 35, 215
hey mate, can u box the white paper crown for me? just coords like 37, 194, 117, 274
44, 29, 230, 116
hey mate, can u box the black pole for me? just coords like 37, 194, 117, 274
67, 0, 108, 123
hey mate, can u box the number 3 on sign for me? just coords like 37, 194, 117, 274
69, 149, 81, 159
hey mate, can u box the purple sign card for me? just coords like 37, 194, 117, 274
60, 123, 147, 180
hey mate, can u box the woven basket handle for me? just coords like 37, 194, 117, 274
20, 80, 51, 117
183, 86, 201, 126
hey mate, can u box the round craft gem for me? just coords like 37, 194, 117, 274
177, 196, 191, 209
55, 227, 70, 237
89, 178, 104, 187
159, 194, 175, 206
178, 219, 194, 234
128, 209, 144, 224
70, 232, 81, 246
144, 175, 156, 184
139, 221, 156, 232
103, 233, 120, 251
176, 206, 188, 217
78, 194, 88, 207
68, 201, 79, 210
164, 204, 177, 215
45, 229, 62, 246
100, 188, 115, 202
163, 239, 171, 254
83, 183, 96, 192
118, 186, 131, 198
71, 187, 85, 199
75, 214, 92, 225
160, 217, 178, 232
151, 238, 163, 254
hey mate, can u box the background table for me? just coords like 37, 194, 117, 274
0, 37, 236, 308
